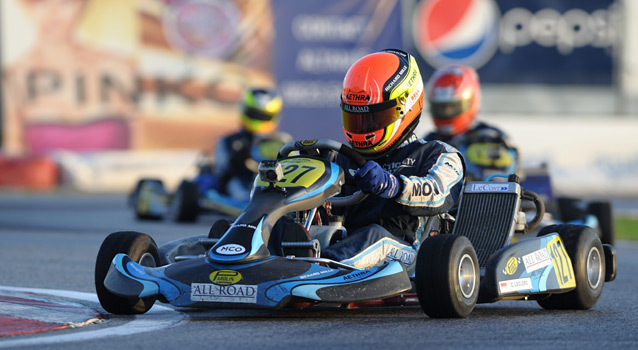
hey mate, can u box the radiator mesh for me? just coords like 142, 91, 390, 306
453, 192, 518, 267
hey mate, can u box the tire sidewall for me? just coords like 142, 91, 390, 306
95, 231, 160, 314
416, 235, 479, 318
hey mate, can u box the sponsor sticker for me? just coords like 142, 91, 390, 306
299, 139, 318, 146
209, 270, 242, 285
505, 257, 518, 275
215, 244, 246, 255
470, 183, 509, 192
342, 270, 372, 281
191, 283, 257, 303
498, 277, 532, 294
522, 248, 551, 273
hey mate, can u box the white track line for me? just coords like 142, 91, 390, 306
0, 286, 185, 348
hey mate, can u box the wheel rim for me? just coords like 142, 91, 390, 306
458, 253, 476, 299
138, 252, 157, 267
586, 247, 602, 290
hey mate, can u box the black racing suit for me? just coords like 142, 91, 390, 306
212, 129, 292, 201
322, 134, 465, 271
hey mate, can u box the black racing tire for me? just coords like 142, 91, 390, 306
168, 180, 199, 223
587, 201, 615, 245
209, 219, 232, 239
269, 216, 314, 257
415, 235, 479, 318
536, 224, 605, 310
95, 231, 160, 315
131, 179, 165, 220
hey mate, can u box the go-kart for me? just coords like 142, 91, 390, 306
129, 138, 286, 222
96, 139, 617, 318
520, 164, 615, 245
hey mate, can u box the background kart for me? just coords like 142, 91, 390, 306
96, 139, 617, 318
458, 138, 614, 245
520, 164, 614, 245
129, 138, 287, 222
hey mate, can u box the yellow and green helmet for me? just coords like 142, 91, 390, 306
240, 88, 283, 135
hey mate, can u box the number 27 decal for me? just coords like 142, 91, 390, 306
281, 165, 316, 183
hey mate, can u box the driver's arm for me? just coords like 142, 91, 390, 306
395, 141, 465, 217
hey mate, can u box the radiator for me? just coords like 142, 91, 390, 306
452, 182, 521, 267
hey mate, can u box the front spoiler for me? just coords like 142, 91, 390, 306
104, 254, 411, 308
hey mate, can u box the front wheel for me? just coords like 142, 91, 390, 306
131, 179, 166, 220
536, 224, 605, 310
415, 234, 479, 318
95, 231, 160, 314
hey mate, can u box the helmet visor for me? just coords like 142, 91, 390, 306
430, 99, 472, 120
244, 106, 277, 122
341, 99, 402, 134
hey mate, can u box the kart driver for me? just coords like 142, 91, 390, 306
423, 64, 519, 181
321, 49, 465, 273
197, 87, 292, 201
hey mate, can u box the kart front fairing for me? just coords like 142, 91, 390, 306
105, 254, 410, 308
104, 154, 413, 308
479, 232, 576, 303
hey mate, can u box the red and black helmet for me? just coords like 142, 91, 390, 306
341, 49, 424, 157
427, 64, 480, 137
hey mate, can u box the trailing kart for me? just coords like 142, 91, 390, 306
96, 139, 617, 318
521, 164, 615, 245
129, 138, 286, 222
454, 137, 614, 245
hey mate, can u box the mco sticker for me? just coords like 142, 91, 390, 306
215, 244, 246, 255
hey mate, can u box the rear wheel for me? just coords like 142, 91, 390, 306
415, 235, 479, 318
536, 224, 604, 310
587, 201, 614, 245
168, 180, 199, 222
95, 231, 160, 314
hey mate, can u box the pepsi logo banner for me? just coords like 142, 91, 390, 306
413, 0, 500, 70
409, 0, 617, 85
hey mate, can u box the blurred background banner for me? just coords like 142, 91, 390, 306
409, 0, 617, 85
0, 0, 636, 195
1, 0, 276, 156
272, 0, 402, 141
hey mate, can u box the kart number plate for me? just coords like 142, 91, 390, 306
256, 158, 325, 188
191, 283, 258, 303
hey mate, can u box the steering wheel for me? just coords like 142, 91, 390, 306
277, 139, 368, 206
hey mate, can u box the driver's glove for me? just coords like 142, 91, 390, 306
354, 161, 401, 198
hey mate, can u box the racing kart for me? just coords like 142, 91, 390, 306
520, 164, 615, 245
96, 139, 617, 318
129, 138, 286, 222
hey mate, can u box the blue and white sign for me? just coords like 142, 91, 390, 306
272, 0, 403, 141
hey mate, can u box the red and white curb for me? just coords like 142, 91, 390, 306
0, 286, 184, 348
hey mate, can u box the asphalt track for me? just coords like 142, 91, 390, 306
0, 191, 637, 349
